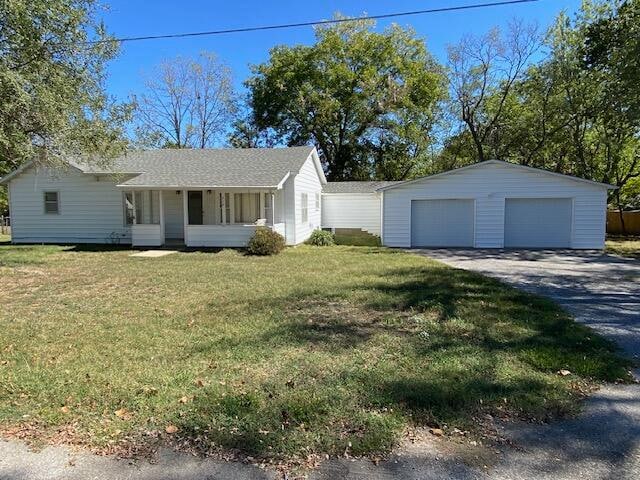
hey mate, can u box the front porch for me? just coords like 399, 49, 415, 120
124, 189, 285, 248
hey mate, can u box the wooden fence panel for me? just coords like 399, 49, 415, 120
607, 211, 640, 235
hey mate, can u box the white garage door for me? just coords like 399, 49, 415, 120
504, 198, 572, 248
411, 199, 474, 247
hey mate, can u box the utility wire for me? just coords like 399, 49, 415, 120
85, 0, 540, 44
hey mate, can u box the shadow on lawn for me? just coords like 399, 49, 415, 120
172, 260, 633, 459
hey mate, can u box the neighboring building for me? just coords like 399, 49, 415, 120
1, 151, 613, 249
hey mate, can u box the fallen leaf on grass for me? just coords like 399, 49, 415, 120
60, 406, 70, 414
558, 369, 572, 376
114, 408, 129, 419
165, 425, 178, 434
429, 428, 444, 437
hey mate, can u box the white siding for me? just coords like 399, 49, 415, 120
383, 162, 608, 249
321, 193, 382, 235
293, 155, 323, 244
282, 176, 296, 245
131, 224, 162, 247
8, 166, 131, 244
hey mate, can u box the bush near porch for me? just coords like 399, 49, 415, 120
0, 244, 631, 463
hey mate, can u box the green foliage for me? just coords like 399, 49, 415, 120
0, 188, 7, 216
246, 227, 286, 255
619, 177, 640, 210
306, 229, 335, 246
0, 0, 132, 178
245, 17, 447, 181
584, 0, 640, 127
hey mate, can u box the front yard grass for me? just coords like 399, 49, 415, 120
0, 244, 631, 463
606, 237, 640, 259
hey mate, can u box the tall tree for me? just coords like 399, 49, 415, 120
244, 18, 446, 181
227, 99, 277, 148
441, 1, 640, 223
133, 52, 236, 149
584, 0, 640, 128
0, 0, 132, 212
447, 20, 540, 162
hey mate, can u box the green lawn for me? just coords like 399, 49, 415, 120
607, 237, 640, 259
0, 244, 631, 463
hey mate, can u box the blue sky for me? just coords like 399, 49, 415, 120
100, 0, 582, 102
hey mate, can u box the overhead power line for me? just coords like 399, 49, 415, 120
85, 0, 540, 44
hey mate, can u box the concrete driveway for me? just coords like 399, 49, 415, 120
2, 250, 638, 480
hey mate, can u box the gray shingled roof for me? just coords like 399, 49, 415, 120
323, 181, 403, 194
69, 146, 316, 188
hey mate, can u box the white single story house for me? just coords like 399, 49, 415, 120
0, 147, 325, 247
0, 147, 614, 249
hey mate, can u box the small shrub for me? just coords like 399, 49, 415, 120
247, 227, 286, 255
306, 229, 335, 246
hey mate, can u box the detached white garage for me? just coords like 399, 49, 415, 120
379, 160, 613, 249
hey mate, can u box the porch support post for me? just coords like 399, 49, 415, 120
182, 189, 188, 245
221, 192, 226, 224
271, 192, 275, 228
259, 192, 264, 222
131, 190, 137, 225
159, 190, 165, 246
229, 192, 235, 224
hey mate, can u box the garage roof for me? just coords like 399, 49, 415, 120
375, 160, 617, 191
323, 181, 403, 194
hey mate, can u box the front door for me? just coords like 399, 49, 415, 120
188, 191, 203, 225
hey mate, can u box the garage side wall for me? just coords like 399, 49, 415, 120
322, 193, 381, 235
382, 163, 607, 249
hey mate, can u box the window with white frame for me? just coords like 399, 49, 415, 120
301, 192, 308, 223
315, 192, 320, 210
123, 192, 134, 225
43, 191, 59, 214
134, 190, 160, 224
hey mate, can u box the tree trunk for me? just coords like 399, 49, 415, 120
615, 190, 627, 235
